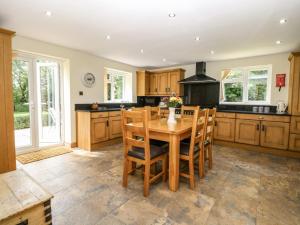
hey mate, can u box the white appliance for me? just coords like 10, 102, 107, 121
277, 101, 287, 113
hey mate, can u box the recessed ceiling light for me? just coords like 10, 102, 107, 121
210, 50, 215, 54
162, 58, 166, 62
45, 11, 52, 16
106, 35, 111, 40
195, 37, 200, 41
276, 40, 281, 45
140, 49, 144, 54
168, 13, 176, 18
279, 18, 287, 24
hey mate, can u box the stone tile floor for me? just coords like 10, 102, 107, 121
18, 144, 300, 225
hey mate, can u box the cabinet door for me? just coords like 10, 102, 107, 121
156, 73, 169, 95
289, 134, 300, 152
91, 118, 109, 143
109, 116, 122, 139
260, 121, 290, 149
214, 118, 235, 142
136, 71, 150, 96
235, 119, 260, 145
168, 71, 181, 95
149, 74, 157, 95
291, 116, 300, 134
289, 55, 300, 115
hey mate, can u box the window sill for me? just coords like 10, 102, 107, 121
219, 102, 272, 106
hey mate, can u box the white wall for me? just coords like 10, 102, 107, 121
13, 36, 138, 144
152, 53, 290, 105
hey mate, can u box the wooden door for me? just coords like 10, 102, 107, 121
156, 72, 169, 95
149, 74, 157, 95
109, 116, 122, 139
260, 121, 290, 149
289, 134, 300, 152
214, 118, 235, 141
168, 71, 181, 95
136, 71, 150, 96
235, 119, 260, 145
288, 54, 300, 115
91, 118, 109, 143
0, 29, 16, 173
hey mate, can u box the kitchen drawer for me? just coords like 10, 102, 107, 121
109, 111, 121, 117
91, 112, 109, 118
291, 116, 300, 134
236, 113, 290, 122
216, 112, 236, 118
289, 134, 300, 152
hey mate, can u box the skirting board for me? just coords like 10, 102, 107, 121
214, 140, 300, 159
65, 142, 78, 148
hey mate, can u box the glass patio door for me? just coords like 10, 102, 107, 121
13, 55, 62, 153
36, 60, 61, 146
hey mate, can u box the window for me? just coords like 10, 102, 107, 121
221, 65, 272, 104
104, 68, 132, 103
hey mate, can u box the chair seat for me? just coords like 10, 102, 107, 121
150, 139, 168, 147
128, 144, 168, 160
180, 142, 200, 156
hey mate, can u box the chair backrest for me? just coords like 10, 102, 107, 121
181, 105, 200, 118
144, 106, 160, 120
121, 110, 151, 160
205, 108, 216, 143
188, 109, 208, 156
160, 108, 169, 118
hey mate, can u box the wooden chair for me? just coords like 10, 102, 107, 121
179, 108, 208, 189
144, 106, 161, 120
181, 105, 200, 118
121, 110, 168, 197
202, 108, 216, 176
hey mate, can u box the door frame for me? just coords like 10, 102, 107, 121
13, 51, 65, 155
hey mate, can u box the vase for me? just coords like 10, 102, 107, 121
167, 107, 177, 124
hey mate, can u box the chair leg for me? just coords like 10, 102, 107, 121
189, 159, 195, 189
208, 144, 213, 169
199, 148, 205, 178
162, 156, 167, 182
144, 163, 151, 197
131, 162, 137, 175
123, 158, 129, 187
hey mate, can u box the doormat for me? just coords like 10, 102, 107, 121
17, 147, 72, 164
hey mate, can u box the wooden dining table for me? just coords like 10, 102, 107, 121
144, 118, 193, 192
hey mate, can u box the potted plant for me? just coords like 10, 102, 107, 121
168, 96, 183, 124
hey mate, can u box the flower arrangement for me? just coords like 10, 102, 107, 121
168, 96, 183, 108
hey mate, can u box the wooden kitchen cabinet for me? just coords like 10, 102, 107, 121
235, 119, 260, 145
291, 116, 300, 134
157, 72, 169, 95
91, 118, 109, 143
260, 121, 290, 150
77, 111, 122, 150
289, 134, 300, 151
149, 73, 158, 95
168, 70, 185, 95
0, 28, 16, 173
136, 71, 150, 96
214, 118, 235, 142
288, 53, 300, 115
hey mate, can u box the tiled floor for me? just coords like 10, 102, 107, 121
19, 144, 300, 225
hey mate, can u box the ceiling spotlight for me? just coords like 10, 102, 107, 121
195, 37, 200, 41
168, 13, 176, 18
210, 50, 215, 54
162, 58, 166, 62
276, 40, 281, 45
140, 49, 144, 54
45, 11, 52, 16
279, 18, 287, 24
106, 35, 111, 40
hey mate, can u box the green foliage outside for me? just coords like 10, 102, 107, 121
14, 112, 53, 129
113, 75, 124, 100
224, 83, 243, 102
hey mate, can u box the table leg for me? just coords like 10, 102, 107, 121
169, 134, 180, 192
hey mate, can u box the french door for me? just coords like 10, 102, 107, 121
13, 55, 63, 153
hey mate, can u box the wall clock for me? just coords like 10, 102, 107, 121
82, 72, 96, 88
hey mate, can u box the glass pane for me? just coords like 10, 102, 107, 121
248, 78, 267, 101
12, 59, 32, 148
113, 75, 123, 100
37, 60, 61, 146
224, 82, 243, 102
224, 70, 243, 80
249, 69, 268, 78
107, 83, 111, 101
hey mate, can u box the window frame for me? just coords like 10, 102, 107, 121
104, 68, 132, 103
220, 64, 272, 105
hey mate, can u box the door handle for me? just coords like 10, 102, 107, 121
256, 124, 260, 130
262, 125, 265, 131
215, 121, 217, 126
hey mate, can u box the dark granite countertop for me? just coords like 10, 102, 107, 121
76, 107, 124, 112
217, 109, 290, 116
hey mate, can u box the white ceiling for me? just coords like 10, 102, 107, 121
1, 0, 300, 68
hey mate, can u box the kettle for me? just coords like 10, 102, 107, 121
277, 101, 287, 113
